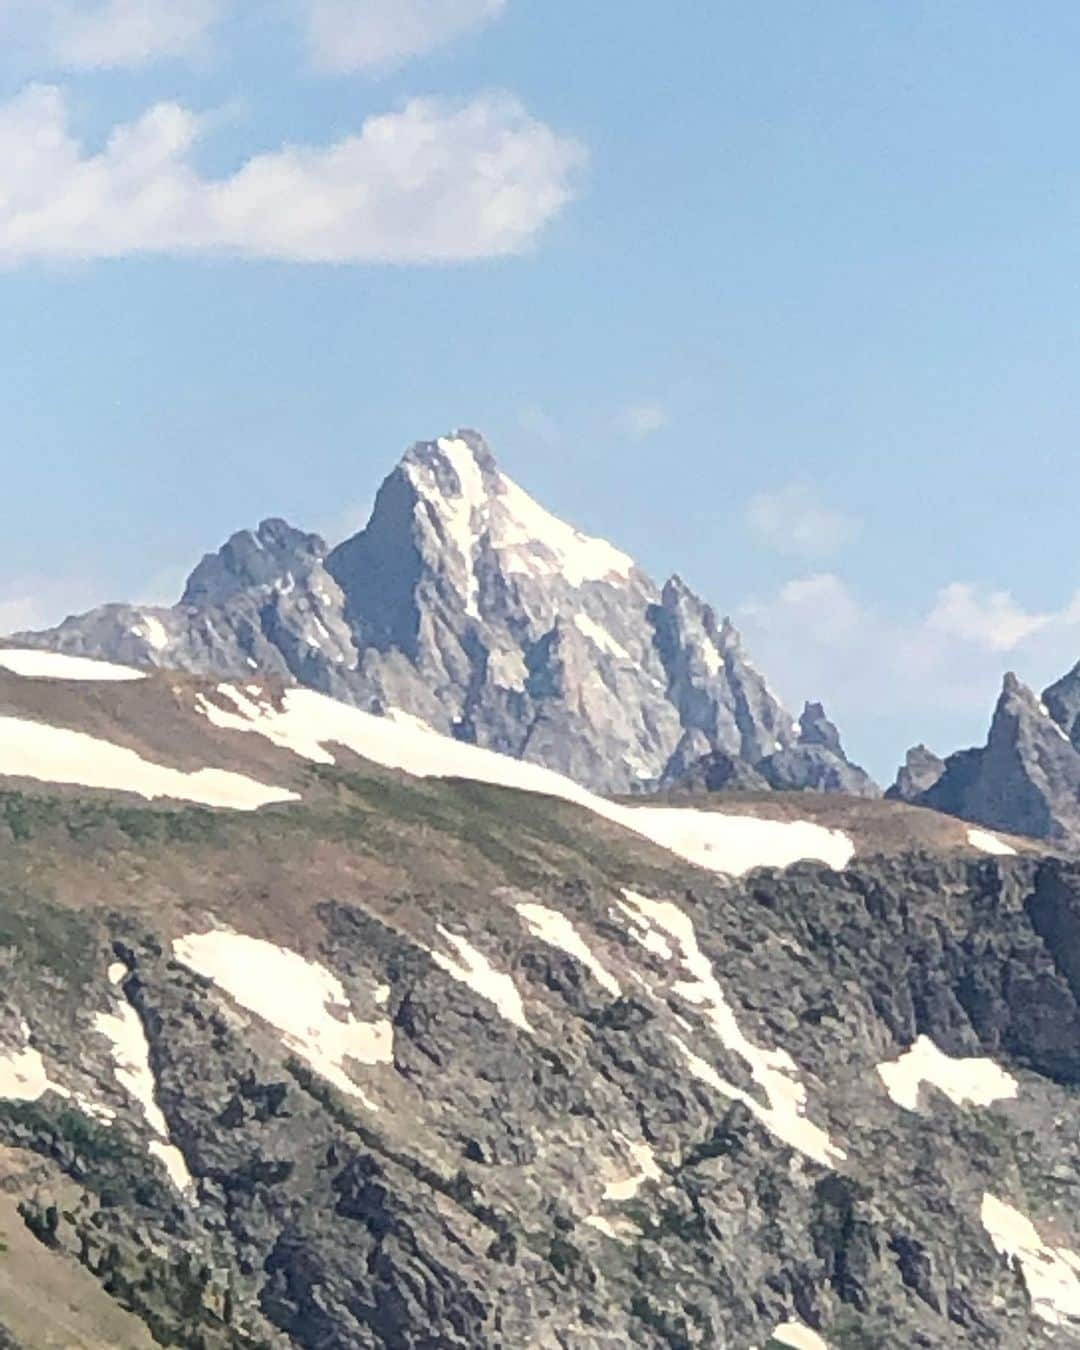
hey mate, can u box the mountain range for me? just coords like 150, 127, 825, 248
13, 431, 876, 800
6, 432, 1080, 1345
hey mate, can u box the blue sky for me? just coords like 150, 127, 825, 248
4, 0, 1080, 779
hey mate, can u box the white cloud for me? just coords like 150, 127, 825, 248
617, 402, 668, 440
304, 0, 506, 72
0, 85, 583, 265
0, 0, 223, 69
924, 582, 1070, 652
746, 482, 858, 557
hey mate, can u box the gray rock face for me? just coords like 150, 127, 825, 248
918, 674, 1080, 844
672, 697, 881, 798
1043, 660, 1080, 747
888, 744, 947, 803
14, 430, 860, 795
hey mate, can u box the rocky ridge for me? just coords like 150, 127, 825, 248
0, 650, 1072, 1347
14, 431, 875, 796
898, 668, 1080, 851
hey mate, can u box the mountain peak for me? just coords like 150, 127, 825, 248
181, 518, 326, 608
389, 429, 638, 601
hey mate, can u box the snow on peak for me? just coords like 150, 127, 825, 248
0, 649, 145, 682
402, 433, 638, 612
877, 1036, 1018, 1112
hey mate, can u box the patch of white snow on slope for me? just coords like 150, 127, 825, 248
173, 932, 392, 1109
981, 1193, 1080, 1326
428, 436, 486, 619
94, 990, 194, 1193
516, 903, 621, 997
967, 828, 1018, 857
0, 715, 298, 810
0, 649, 145, 681
772, 1323, 829, 1350
573, 613, 632, 661
132, 617, 170, 652
430, 927, 531, 1031
618, 891, 844, 1167
491, 472, 636, 586
0, 1025, 70, 1103
878, 1036, 1018, 1112
603, 1139, 662, 1202
195, 685, 853, 876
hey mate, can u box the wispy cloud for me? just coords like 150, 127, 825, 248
746, 482, 858, 557
923, 581, 1076, 653
303, 0, 506, 72
0, 86, 584, 265
617, 402, 668, 440
0, 0, 224, 69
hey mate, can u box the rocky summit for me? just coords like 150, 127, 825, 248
14, 430, 875, 797
899, 668, 1080, 853
3, 645, 1080, 1348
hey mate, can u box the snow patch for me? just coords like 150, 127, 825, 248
0, 715, 298, 810
981, 1193, 1080, 1326
772, 1324, 829, 1350
967, 828, 1018, 858
0, 1025, 69, 1103
0, 649, 145, 682
515, 903, 621, 997
623, 806, 854, 876
430, 927, 530, 1031
173, 931, 392, 1109
94, 998, 195, 1193
134, 617, 170, 652
603, 1139, 662, 1202
877, 1036, 1018, 1112
618, 891, 844, 1167
573, 613, 631, 661
194, 685, 853, 876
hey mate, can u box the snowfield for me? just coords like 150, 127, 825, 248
172, 931, 393, 1109
0, 714, 299, 810
0, 648, 145, 681
197, 684, 855, 876
877, 1036, 1018, 1112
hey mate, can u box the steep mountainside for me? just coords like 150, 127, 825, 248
13, 431, 874, 796
0, 647, 1075, 1348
